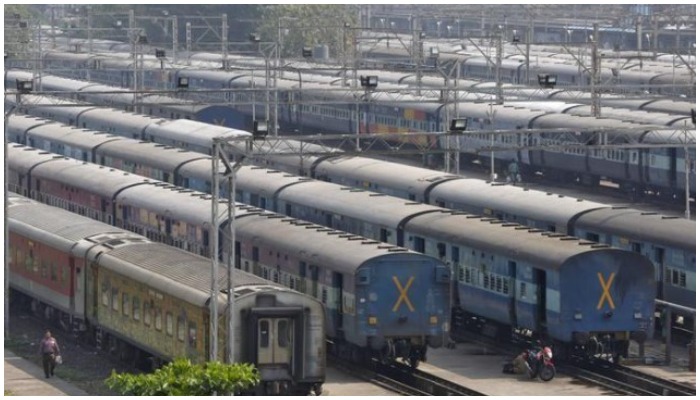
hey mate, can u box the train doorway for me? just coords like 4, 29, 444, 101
257, 318, 294, 366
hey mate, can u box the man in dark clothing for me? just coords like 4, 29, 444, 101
39, 330, 60, 378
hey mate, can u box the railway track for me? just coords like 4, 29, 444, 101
561, 359, 696, 396
328, 354, 485, 396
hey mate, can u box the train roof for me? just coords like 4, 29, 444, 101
143, 119, 251, 148
118, 184, 231, 226
100, 140, 208, 169
9, 145, 154, 194
19, 118, 123, 150
8, 193, 130, 248
7, 115, 55, 135
314, 156, 459, 199
574, 208, 696, 251
428, 180, 608, 226
405, 211, 613, 269
5, 93, 97, 116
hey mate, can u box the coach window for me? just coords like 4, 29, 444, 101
122, 293, 130, 317
112, 288, 119, 312
144, 303, 152, 327
102, 283, 110, 307
41, 261, 49, 279
631, 242, 641, 253
259, 320, 270, 348
133, 298, 140, 321
586, 233, 600, 243
50, 263, 58, 282
188, 322, 197, 347
436, 243, 446, 260
154, 309, 163, 331
166, 312, 174, 336
177, 316, 185, 342
15, 248, 24, 270
413, 237, 426, 253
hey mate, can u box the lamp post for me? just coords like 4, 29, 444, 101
249, 33, 277, 136
358, 75, 378, 152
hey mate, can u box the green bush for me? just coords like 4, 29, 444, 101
105, 358, 259, 396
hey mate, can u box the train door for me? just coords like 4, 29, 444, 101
508, 261, 517, 326
380, 228, 390, 243
89, 262, 99, 319
257, 318, 293, 366
310, 265, 319, 298
235, 241, 242, 270
299, 262, 307, 293
332, 272, 344, 329
653, 247, 665, 300
668, 148, 678, 190
534, 268, 547, 334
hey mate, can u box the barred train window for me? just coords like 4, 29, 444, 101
112, 289, 119, 311
188, 322, 197, 347
133, 298, 140, 321
102, 285, 110, 307
122, 294, 130, 317
166, 312, 174, 336
177, 316, 185, 342
154, 310, 162, 331
144, 303, 152, 327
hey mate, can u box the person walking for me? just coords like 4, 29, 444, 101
39, 330, 61, 378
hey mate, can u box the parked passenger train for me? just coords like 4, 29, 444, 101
180, 52, 696, 117
7, 67, 694, 202
7, 193, 326, 395
8, 144, 656, 362
6, 114, 694, 317
8, 146, 451, 369
358, 37, 694, 97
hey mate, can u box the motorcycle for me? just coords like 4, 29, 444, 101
502, 345, 555, 381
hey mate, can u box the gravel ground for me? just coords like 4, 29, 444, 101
5, 309, 139, 396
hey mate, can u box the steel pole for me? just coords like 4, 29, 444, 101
226, 170, 235, 364
210, 143, 220, 362
5, 106, 15, 336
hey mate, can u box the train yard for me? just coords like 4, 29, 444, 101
4, 4, 695, 397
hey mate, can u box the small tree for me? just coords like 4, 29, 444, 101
105, 358, 260, 396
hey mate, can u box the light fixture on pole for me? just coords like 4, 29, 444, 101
16, 79, 33, 94
176, 76, 189, 89
449, 118, 467, 132
512, 30, 520, 43
360, 75, 378, 89
537, 74, 557, 89
253, 120, 269, 140
155, 49, 166, 69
